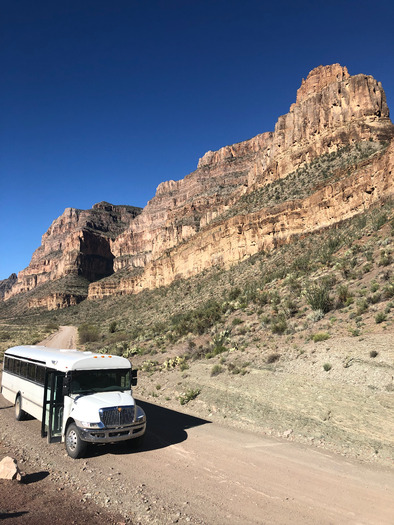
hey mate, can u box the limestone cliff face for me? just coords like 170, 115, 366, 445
5, 64, 394, 307
5, 203, 141, 301
88, 141, 394, 298
0, 274, 17, 300
109, 64, 393, 277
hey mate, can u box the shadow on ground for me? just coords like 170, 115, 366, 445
87, 399, 211, 458
22, 471, 50, 484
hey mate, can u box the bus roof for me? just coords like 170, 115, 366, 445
4, 346, 131, 373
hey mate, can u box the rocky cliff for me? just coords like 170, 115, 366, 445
4, 64, 394, 307
0, 274, 17, 301
5, 202, 141, 304
88, 64, 393, 299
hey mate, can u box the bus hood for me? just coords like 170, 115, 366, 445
71, 391, 135, 421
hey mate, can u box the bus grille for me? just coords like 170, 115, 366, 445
99, 406, 134, 427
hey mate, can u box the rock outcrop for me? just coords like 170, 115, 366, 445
4, 64, 394, 307
0, 273, 17, 300
88, 141, 394, 298
88, 64, 393, 299
5, 203, 141, 302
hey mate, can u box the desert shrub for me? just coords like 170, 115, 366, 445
271, 315, 287, 335
45, 321, 59, 331
211, 364, 223, 376
383, 282, 394, 299
266, 353, 281, 364
375, 312, 387, 324
368, 293, 381, 305
323, 363, 332, 372
78, 323, 100, 343
228, 287, 242, 301
109, 321, 117, 333
370, 350, 379, 358
356, 299, 368, 315
379, 250, 392, 267
0, 332, 11, 341
305, 282, 332, 313
312, 332, 330, 342
170, 299, 222, 337
232, 317, 243, 326
337, 285, 352, 307
308, 309, 325, 322
372, 212, 388, 231
179, 388, 201, 405
283, 296, 298, 317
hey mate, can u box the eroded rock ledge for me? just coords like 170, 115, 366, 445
4, 64, 394, 307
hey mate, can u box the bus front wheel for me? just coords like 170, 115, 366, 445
15, 395, 26, 421
65, 423, 87, 459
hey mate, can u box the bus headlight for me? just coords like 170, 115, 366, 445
78, 421, 104, 429
136, 406, 146, 422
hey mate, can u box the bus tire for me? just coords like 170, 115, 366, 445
65, 423, 87, 459
15, 395, 26, 421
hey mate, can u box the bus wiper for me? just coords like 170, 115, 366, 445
76, 389, 97, 395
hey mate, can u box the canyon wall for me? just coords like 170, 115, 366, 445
88, 141, 394, 298
4, 64, 394, 307
5, 202, 141, 301
109, 64, 393, 273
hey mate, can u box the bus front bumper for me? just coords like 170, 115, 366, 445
78, 422, 146, 443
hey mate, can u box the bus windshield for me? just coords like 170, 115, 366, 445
70, 369, 131, 394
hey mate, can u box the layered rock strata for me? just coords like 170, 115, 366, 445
5, 64, 394, 306
5, 203, 141, 301
109, 64, 393, 273
88, 141, 394, 298
89, 64, 393, 298
0, 274, 17, 300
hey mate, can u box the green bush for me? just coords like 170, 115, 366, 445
305, 282, 332, 313
109, 321, 117, 333
337, 285, 352, 307
211, 364, 223, 376
375, 312, 387, 324
170, 299, 222, 337
179, 388, 201, 405
323, 363, 332, 372
78, 323, 100, 343
228, 287, 242, 301
312, 332, 330, 342
271, 316, 287, 335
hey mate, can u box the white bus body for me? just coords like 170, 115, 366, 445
1, 345, 146, 458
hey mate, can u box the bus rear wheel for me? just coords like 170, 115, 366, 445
15, 395, 26, 421
65, 423, 87, 459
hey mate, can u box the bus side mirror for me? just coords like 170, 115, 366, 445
62, 376, 71, 396
131, 369, 138, 387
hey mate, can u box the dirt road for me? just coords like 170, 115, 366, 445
39, 325, 78, 349
1, 328, 394, 524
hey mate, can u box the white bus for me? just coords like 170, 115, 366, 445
1, 345, 146, 458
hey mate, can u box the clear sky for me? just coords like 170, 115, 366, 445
1, 0, 393, 280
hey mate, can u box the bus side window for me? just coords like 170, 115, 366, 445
27, 362, 36, 382
36, 366, 45, 385
20, 361, 28, 378
8, 358, 15, 373
14, 360, 20, 376
4, 356, 10, 371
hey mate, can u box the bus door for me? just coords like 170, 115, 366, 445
41, 370, 65, 443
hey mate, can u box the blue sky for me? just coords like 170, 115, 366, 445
1, 0, 393, 280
